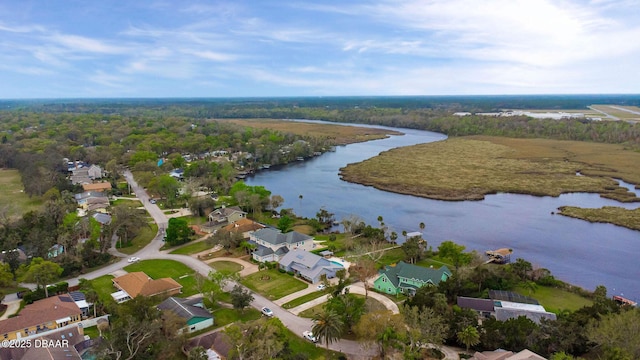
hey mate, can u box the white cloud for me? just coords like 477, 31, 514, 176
48, 34, 129, 54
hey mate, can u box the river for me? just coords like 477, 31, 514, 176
246, 121, 640, 301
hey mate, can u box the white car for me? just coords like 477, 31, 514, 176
127, 256, 141, 263
261, 307, 274, 317
303, 331, 318, 343
316, 284, 326, 291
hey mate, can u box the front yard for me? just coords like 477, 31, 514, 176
241, 269, 308, 300
124, 259, 216, 297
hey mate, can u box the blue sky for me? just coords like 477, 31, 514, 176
1, 0, 639, 98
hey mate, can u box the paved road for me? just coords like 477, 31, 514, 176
9, 171, 457, 359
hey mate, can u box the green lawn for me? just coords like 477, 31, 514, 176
514, 285, 593, 313
0, 169, 43, 218
299, 294, 386, 319
83, 325, 100, 339
241, 269, 308, 300
117, 223, 158, 255
209, 261, 243, 273
211, 307, 261, 328
282, 291, 328, 309
89, 275, 116, 303
169, 240, 214, 255
110, 198, 141, 207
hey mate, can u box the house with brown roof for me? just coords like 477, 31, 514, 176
0, 325, 85, 360
0, 295, 82, 341
469, 349, 547, 360
222, 218, 265, 238
111, 272, 182, 303
82, 182, 112, 192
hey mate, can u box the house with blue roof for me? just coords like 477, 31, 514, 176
373, 261, 451, 296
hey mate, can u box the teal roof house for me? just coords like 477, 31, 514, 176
374, 261, 451, 296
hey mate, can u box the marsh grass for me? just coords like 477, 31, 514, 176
225, 119, 403, 145
340, 136, 640, 201
558, 206, 640, 231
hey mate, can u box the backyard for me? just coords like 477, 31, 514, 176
241, 269, 308, 300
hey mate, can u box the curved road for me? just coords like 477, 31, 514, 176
14, 170, 457, 359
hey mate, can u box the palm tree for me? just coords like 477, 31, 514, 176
457, 325, 480, 352
312, 310, 344, 357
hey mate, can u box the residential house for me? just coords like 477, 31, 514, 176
0, 324, 85, 360
373, 261, 451, 296
469, 349, 547, 360
87, 164, 103, 179
0, 295, 82, 341
157, 297, 214, 333
222, 218, 265, 239
457, 296, 495, 319
82, 182, 112, 192
111, 272, 182, 303
47, 244, 64, 259
186, 332, 230, 360
250, 228, 315, 263
70, 167, 91, 185
91, 212, 112, 226
278, 250, 343, 284
458, 291, 557, 325
208, 206, 246, 225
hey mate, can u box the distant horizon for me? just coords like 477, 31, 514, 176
2, 93, 640, 101
1, 1, 639, 98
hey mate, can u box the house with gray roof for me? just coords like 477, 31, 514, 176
457, 295, 557, 325
207, 206, 246, 225
278, 250, 343, 283
157, 297, 213, 333
250, 228, 315, 262
373, 261, 451, 296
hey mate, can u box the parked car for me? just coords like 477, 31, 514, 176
316, 284, 326, 291
149, 199, 157, 204
127, 256, 141, 263
303, 331, 318, 343
261, 307, 274, 317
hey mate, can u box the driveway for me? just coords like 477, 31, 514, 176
206, 257, 259, 277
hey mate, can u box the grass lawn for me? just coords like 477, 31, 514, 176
169, 240, 215, 255
0, 169, 43, 218
83, 325, 100, 339
241, 269, 308, 300
124, 259, 193, 279
558, 206, 640, 231
515, 285, 593, 313
209, 261, 243, 273
299, 294, 386, 319
88, 275, 116, 303
117, 223, 158, 255
211, 307, 261, 328
282, 291, 328, 309
110, 198, 141, 207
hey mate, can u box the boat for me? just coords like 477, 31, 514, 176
296, 157, 304, 161
613, 295, 638, 307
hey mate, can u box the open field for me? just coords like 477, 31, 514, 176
224, 119, 403, 145
558, 206, 640, 231
241, 269, 308, 300
340, 136, 640, 202
124, 259, 193, 279
0, 169, 43, 218
514, 285, 593, 313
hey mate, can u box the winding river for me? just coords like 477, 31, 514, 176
246, 121, 640, 301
